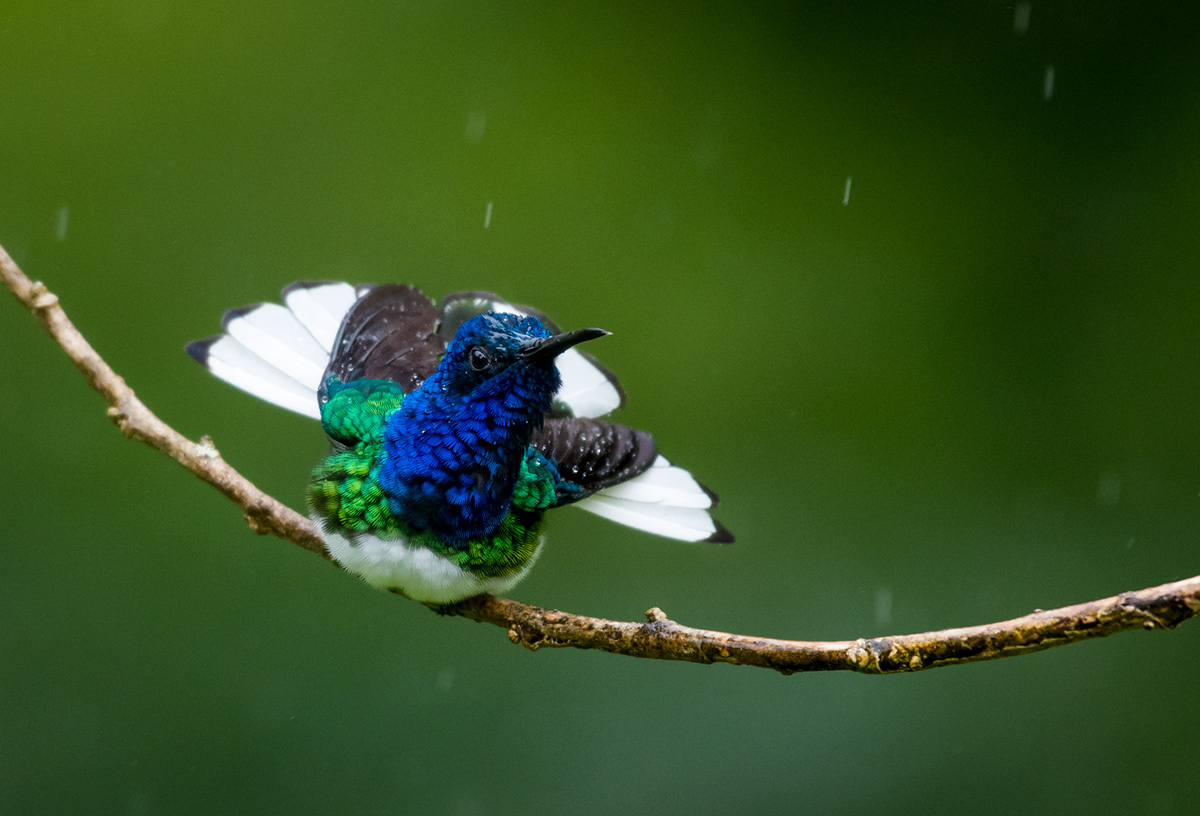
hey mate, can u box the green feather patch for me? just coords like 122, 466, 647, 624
309, 376, 548, 579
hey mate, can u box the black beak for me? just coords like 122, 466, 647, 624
519, 327, 610, 361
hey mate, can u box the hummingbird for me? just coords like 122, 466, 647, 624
187, 282, 731, 603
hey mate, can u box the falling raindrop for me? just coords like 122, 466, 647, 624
874, 586, 893, 627
1013, 2, 1032, 34
465, 110, 486, 143
1096, 471, 1121, 506
55, 205, 69, 241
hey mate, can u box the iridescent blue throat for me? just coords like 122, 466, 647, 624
378, 313, 562, 545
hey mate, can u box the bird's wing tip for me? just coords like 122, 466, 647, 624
220, 303, 265, 330
185, 335, 219, 366
694, 478, 721, 508
704, 519, 735, 544
281, 279, 343, 298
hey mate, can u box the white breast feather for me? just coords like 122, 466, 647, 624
316, 516, 541, 603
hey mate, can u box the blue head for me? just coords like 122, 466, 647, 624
380, 312, 608, 544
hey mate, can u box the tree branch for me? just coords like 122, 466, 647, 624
0, 244, 325, 557
4, 241, 1198, 674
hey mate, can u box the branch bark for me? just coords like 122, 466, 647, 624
4, 241, 1198, 675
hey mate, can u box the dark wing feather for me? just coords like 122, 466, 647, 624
532, 417, 658, 504
320, 284, 445, 405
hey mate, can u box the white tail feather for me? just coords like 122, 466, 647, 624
574, 494, 718, 542
197, 284, 359, 419
222, 303, 328, 392
589, 456, 712, 509
282, 282, 358, 352
553, 349, 623, 418
572, 456, 718, 541
201, 335, 322, 419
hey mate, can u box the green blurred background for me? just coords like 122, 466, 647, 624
3, 2, 1199, 813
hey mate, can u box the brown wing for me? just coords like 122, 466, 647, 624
319, 284, 446, 404
531, 417, 658, 503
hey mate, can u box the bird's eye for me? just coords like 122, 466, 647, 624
468, 346, 492, 372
